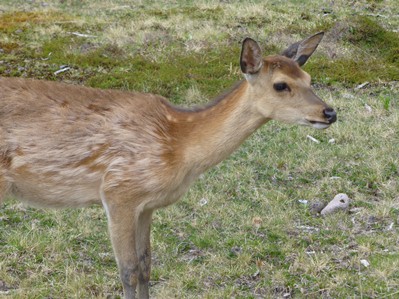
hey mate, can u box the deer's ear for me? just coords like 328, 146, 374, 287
240, 38, 263, 75
281, 32, 324, 66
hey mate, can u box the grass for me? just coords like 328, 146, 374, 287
1, 0, 399, 298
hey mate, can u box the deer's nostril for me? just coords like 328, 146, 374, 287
323, 108, 337, 123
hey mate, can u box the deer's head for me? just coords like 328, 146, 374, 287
240, 32, 336, 129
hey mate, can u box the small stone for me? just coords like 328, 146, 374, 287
252, 216, 263, 229
310, 200, 327, 214
252, 269, 260, 278
230, 246, 242, 255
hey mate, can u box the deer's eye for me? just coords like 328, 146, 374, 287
273, 82, 290, 92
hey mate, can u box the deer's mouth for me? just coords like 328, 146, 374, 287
309, 121, 330, 129
305, 107, 337, 129
306, 119, 331, 129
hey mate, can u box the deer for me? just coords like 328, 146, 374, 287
0, 32, 336, 298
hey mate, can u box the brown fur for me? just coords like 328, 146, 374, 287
0, 33, 335, 299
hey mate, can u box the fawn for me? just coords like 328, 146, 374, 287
0, 32, 336, 298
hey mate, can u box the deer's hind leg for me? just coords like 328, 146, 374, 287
136, 209, 153, 299
0, 166, 12, 206
0, 136, 12, 205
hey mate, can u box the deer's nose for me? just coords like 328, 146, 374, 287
323, 107, 337, 123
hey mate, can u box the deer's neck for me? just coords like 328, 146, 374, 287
166, 81, 268, 174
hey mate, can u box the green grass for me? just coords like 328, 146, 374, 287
1, 0, 399, 298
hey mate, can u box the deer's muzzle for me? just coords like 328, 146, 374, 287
323, 107, 337, 124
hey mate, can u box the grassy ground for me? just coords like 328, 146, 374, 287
0, 0, 398, 298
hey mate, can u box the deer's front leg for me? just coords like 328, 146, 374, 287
103, 197, 142, 299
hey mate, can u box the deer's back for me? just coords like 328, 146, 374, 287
0, 77, 178, 207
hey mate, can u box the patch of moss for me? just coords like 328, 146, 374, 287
71, 46, 127, 69
0, 41, 20, 53
313, 18, 336, 33
87, 47, 240, 104
28, 29, 241, 99
347, 16, 399, 63
38, 36, 126, 68
147, 6, 224, 21
0, 11, 71, 33
306, 57, 398, 85
236, 15, 273, 28
305, 16, 399, 85
4, 11, 396, 91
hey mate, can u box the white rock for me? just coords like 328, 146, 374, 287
54, 66, 71, 75
320, 193, 350, 215
386, 222, 394, 231
360, 259, 370, 267
365, 104, 372, 112
343, 93, 355, 99
355, 82, 369, 90
307, 135, 320, 143
199, 198, 208, 206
